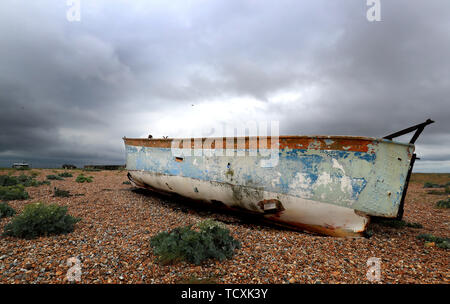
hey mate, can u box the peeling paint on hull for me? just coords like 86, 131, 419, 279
123, 136, 414, 237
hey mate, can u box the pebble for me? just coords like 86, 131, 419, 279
0, 169, 448, 284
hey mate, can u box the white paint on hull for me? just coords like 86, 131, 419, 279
129, 170, 369, 236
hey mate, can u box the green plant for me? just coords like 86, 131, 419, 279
0, 174, 49, 188
417, 234, 450, 249
406, 222, 423, 228
76, 174, 93, 183
150, 219, 241, 265
423, 182, 441, 188
15, 167, 30, 171
46, 175, 64, 180
374, 218, 422, 229
58, 172, 73, 178
3, 202, 81, 239
436, 198, 450, 209
54, 187, 71, 198
122, 181, 131, 185
0, 202, 16, 218
0, 175, 18, 186
0, 185, 29, 201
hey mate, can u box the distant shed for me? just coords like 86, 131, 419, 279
12, 162, 30, 169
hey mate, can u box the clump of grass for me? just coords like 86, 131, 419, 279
150, 219, 241, 265
0, 175, 20, 186
83, 168, 101, 172
405, 222, 423, 228
54, 187, 71, 198
76, 174, 93, 183
374, 218, 423, 229
0, 174, 49, 189
427, 190, 446, 195
2, 202, 81, 239
0, 185, 29, 201
46, 175, 64, 181
58, 172, 73, 178
0, 202, 16, 218
15, 167, 30, 171
417, 234, 450, 249
122, 181, 131, 185
423, 182, 442, 188
435, 198, 450, 209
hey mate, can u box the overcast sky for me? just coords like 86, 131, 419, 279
0, 0, 449, 171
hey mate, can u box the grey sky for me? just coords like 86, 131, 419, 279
0, 0, 449, 171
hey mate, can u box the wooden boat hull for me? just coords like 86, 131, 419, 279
123, 136, 415, 237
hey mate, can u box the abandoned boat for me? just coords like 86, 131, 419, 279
123, 119, 433, 237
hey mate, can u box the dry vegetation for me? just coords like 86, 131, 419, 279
0, 169, 448, 284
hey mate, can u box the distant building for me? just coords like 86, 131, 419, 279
62, 164, 77, 169
12, 162, 30, 169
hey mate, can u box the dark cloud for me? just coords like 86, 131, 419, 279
0, 0, 448, 171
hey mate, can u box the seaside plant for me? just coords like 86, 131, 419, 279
76, 174, 93, 183
46, 175, 64, 181
435, 198, 450, 209
417, 233, 450, 249
0, 185, 29, 201
423, 182, 441, 188
54, 187, 71, 198
0, 202, 16, 218
0, 174, 48, 187
374, 218, 423, 229
150, 219, 241, 265
3, 202, 81, 239
58, 172, 73, 178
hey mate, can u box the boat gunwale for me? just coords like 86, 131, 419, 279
123, 135, 414, 148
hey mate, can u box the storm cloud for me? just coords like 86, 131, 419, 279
0, 0, 449, 171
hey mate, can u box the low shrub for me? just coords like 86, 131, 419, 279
150, 219, 241, 265
46, 175, 64, 181
0, 174, 49, 188
15, 167, 30, 171
76, 174, 93, 183
0, 202, 16, 218
0, 175, 19, 186
58, 172, 73, 178
417, 233, 450, 249
436, 198, 450, 209
374, 218, 423, 229
54, 187, 71, 198
3, 202, 81, 239
423, 182, 442, 188
0, 185, 29, 201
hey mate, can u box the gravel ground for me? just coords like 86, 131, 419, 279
0, 169, 448, 284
